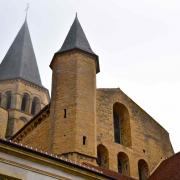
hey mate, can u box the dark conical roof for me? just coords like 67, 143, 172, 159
58, 15, 95, 55
56, 15, 100, 73
0, 19, 42, 86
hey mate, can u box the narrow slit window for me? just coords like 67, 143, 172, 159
83, 136, 86, 145
64, 109, 67, 118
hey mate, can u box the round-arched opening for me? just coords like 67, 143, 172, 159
20, 116, 28, 123
5, 91, 12, 109
113, 102, 131, 146
97, 144, 109, 168
138, 159, 149, 180
117, 152, 130, 176
21, 93, 30, 113
31, 97, 41, 115
18, 116, 28, 129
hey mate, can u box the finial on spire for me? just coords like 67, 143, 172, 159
75, 12, 77, 18
25, 3, 29, 19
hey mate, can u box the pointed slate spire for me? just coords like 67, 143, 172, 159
0, 19, 42, 86
57, 15, 100, 73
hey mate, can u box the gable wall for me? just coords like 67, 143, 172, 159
18, 115, 50, 152
96, 88, 174, 179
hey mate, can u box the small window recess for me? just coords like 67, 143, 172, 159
64, 109, 67, 118
83, 136, 87, 145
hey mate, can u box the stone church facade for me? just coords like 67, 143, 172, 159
0, 15, 174, 180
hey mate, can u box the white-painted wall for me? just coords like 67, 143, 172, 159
0, 152, 85, 180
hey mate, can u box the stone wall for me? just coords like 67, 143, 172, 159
18, 115, 50, 152
13, 86, 174, 180
0, 79, 49, 136
96, 88, 174, 179
0, 107, 8, 137
49, 50, 97, 164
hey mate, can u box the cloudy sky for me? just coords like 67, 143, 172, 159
0, 0, 180, 152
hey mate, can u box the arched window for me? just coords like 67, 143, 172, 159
5, 91, 12, 109
21, 93, 30, 113
97, 144, 109, 168
117, 152, 130, 176
138, 159, 149, 180
20, 117, 28, 123
31, 97, 41, 115
113, 102, 131, 147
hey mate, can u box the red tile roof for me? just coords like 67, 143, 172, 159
149, 152, 180, 180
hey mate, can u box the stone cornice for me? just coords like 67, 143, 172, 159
0, 78, 49, 95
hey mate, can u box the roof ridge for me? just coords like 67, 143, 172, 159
19, 20, 27, 78
73, 15, 77, 48
74, 15, 80, 48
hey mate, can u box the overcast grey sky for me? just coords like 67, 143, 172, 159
0, 0, 180, 152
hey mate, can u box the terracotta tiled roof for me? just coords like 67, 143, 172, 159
148, 152, 180, 180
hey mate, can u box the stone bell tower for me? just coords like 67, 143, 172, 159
49, 15, 100, 164
0, 19, 49, 138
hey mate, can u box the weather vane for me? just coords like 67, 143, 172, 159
25, 3, 29, 19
